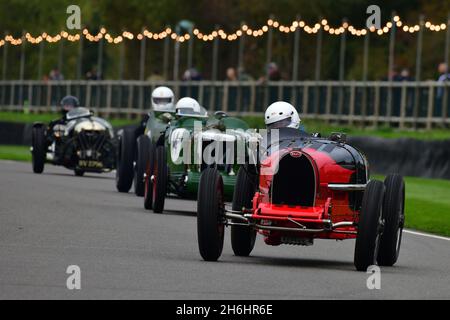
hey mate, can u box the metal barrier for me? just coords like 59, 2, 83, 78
0, 80, 449, 128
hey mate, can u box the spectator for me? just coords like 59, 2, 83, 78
384, 66, 402, 82
49, 68, 64, 81
436, 62, 450, 116
226, 67, 238, 81
258, 62, 282, 84
267, 62, 281, 81
237, 67, 253, 81
182, 68, 202, 81
437, 62, 450, 98
86, 67, 102, 80
399, 68, 414, 115
400, 68, 414, 81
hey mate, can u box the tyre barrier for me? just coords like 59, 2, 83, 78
0, 121, 448, 180
348, 136, 450, 180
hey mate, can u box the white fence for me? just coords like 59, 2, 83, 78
0, 80, 449, 128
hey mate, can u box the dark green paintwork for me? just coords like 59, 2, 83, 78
144, 111, 249, 201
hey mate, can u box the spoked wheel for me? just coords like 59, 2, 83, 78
231, 166, 257, 257
144, 141, 156, 210
151, 146, 168, 213
197, 167, 225, 261
31, 126, 46, 174
134, 135, 151, 197
378, 174, 405, 266
116, 128, 136, 193
354, 180, 385, 271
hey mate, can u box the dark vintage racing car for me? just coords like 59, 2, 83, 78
31, 107, 117, 176
196, 128, 405, 271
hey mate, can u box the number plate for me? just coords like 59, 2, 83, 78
78, 160, 103, 168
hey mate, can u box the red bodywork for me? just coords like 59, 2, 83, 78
251, 146, 361, 245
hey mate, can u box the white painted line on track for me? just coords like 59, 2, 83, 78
404, 229, 450, 241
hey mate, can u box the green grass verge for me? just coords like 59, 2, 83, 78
374, 175, 450, 237
0, 145, 31, 162
0, 145, 448, 237
0, 111, 137, 128
239, 116, 450, 140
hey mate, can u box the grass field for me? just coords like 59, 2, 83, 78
0, 111, 136, 128
1, 144, 448, 237
0, 145, 31, 162
2, 111, 450, 140
241, 116, 450, 140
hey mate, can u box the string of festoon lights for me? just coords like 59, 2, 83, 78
0, 15, 448, 47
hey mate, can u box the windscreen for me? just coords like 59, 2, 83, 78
177, 106, 208, 118
66, 107, 91, 120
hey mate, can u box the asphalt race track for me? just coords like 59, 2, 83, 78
0, 160, 449, 299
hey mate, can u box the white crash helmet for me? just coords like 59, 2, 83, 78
175, 97, 202, 116
151, 86, 175, 113
264, 101, 301, 129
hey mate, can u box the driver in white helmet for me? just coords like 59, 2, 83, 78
175, 97, 208, 117
151, 86, 176, 113
264, 101, 302, 130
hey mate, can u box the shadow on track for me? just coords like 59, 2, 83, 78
248, 255, 354, 270
45, 172, 114, 180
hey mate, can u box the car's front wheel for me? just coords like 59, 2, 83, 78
144, 141, 156, 210
116, 128, 136, 193
152, 146, 168, 213
354, 180, 385, 271
378, 174, 405, 266
31, 126, 46, 174
197, 167, 225, 261
231, 166, 257, 257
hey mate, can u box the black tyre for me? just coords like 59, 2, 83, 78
74, 169, 85, 177
152, 146, 168, 213
378, 174, 405, 266
134, 135, 151, 197
197, 167, 225, 261
354, 180, 385, 271
116, 128, 136, 193
31, 126, 46, 174
231, 166, 257, 257
144, 141, 156, 210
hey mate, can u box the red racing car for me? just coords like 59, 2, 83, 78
196, 128, 405, 271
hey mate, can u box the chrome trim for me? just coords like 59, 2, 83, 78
328, 183, 367, 191
332, 221, 355, 228
225, 212, 248, 222
225, 211, 356, 234
287, 218, 307, 229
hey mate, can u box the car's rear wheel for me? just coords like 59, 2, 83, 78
152, 146, 168, 213
144, 141, 156, 210
378, 174, 405, 266
31, 126, 46, 174
134, 135, 150, 197
116, 128, 136, 193
354, 180, 385, 271
197, 167, 225, 261
231, 166, 257, 257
